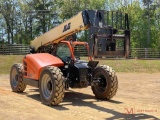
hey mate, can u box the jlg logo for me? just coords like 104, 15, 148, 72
63, 22, 71, 32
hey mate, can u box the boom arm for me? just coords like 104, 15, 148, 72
30, 10, 130, 58
30, 11, 90, 51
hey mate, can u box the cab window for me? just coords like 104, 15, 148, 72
56, 43, 71, 61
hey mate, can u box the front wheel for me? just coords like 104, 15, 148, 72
91, 65, 118, 100
39, 66, 65, 106
10, 63, 26, 92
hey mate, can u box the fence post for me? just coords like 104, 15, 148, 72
3, 44, 4, 54
21, 44, 22, 54
145, 48, 148, 58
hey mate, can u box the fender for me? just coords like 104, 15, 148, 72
23, 53, 64, 80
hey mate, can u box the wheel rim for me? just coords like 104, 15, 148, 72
96, 74, 107, 93
11, 67, 18, 87
41, 74, 53, 99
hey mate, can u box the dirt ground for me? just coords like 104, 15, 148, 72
0, 73, 160, 120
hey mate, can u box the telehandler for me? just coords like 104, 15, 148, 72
10, 10, 129, 105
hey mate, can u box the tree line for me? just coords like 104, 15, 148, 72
0, 0, 160, 48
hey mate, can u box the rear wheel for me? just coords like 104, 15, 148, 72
10, 63, 26, 92
91, 65, 118, 100
39, 66, 65, 106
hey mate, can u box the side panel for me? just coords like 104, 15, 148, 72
23, 53, 64, 80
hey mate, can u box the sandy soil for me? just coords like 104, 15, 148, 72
0, 73, 160, 120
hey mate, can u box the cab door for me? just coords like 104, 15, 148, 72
56, 42, 74, 62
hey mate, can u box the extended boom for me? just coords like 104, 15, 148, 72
30, 10, 130, 58
30, 11, 91, 51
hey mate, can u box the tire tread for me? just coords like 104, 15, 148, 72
41, 66, 65, 106
10, 63, 26, 92
92, 65, 118, 99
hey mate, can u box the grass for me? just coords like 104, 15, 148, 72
97, 59, 160, 73
82, 57, 160, 73
1, 55, 160, 74
0, 55, 25, 74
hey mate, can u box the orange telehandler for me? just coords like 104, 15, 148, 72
10, 10, 129, 105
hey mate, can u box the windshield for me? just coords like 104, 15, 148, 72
56, 43, 71, 61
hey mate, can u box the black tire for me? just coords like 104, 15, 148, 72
91, 65, 118, 100
10, 63, 26, 92
39, 66, 65, 106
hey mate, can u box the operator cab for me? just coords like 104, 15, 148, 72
56, 41, 89, 63
55, 41, 91, 88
